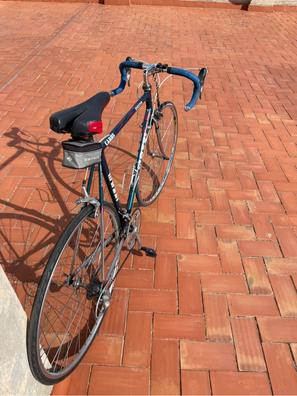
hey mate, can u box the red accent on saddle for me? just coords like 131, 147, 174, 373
88, 121, 103, 134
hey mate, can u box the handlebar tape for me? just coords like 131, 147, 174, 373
167, 66, 202, 111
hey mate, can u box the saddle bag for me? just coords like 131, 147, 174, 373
62, 140, 102, 169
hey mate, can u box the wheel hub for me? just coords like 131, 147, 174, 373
86, 277, 102, 300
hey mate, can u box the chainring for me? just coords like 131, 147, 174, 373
125, 208, 142, 251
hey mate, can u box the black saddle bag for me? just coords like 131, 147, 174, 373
62, 140, 102, 169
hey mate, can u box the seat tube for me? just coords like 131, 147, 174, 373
126, 94, 153, 213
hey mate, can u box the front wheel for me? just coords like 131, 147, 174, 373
27, 203, 120, 385
136, 101, 178, 206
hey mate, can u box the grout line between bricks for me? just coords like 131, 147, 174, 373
121, 288, 130, 366
86, 363, 93, 396
208, 370, 213, 395
178, 339, 182, 396
255, 319, 274, 395
149, 312, 154, 395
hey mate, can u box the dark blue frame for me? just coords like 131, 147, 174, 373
84, 58, 206, 226
86, 90, 153, 225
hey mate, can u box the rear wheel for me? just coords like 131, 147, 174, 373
136, 101, 178, 206
27, 203, 120, 385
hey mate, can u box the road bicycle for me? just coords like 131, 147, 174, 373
27, 57, 207, 385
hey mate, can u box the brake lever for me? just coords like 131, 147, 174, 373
198, 68, 208, 98
127, 68, 131, 87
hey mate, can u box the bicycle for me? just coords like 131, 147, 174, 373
27, 57, 207, 385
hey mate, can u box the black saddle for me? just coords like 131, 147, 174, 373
49, 92, 110, 139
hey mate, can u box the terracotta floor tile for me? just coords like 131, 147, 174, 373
100, 289, 129, 336
195, 211, 233, 225
243, 257, 272, 294
204, 293, 232, 342
88, 366, 149, 395
270, 274, 297, 316
178, 254, 221, 273
228, 294, 279, 316
238, 240, 282, 257
201, 273, 248, 293
263, 342, 297, 395
258, 317, 297, 342
178, 272, 203, 314
275, 226, 297, 257
53, 364, 91, 395
151, 339, 180, 395
154, 254, 177, 290
82, 335, 122, 365
180, 341, 237, 370
231, 317, 266, 372
176, 211, 195, 239
196, 225, 218, 255
216, 225, 255, 241
218, 240, 244, 273
157, 237, 197, 254
210, 371, 271, 395
123, 311, 152, 367
116, 268, 154, 289
154, 313, 205, 340
181, 371, 211, 395
265, 257, 297, 275
129, 289, 177, 313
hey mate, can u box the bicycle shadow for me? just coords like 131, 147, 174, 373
0, 128, 80, 314
0, 127, 141, 316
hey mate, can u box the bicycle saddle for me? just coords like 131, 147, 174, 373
49, 92, 110, 139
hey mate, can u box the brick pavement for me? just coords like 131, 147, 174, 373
0, 2, 297, 394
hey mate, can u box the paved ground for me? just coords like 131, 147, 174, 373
1, 1, 297, 395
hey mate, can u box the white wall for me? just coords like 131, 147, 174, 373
0, 266, 52, 395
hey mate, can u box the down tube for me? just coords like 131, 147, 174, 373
126, 106, 153, 213
100, 152, 122, 215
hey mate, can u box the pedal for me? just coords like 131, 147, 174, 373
140, 246, 157, 258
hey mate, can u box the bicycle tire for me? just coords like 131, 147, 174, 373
136, 101, 178, 206
27, 202, 120, 385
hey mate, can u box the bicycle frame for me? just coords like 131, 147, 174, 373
85, 88, 154, 225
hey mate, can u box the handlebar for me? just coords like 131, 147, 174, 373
111, 58, 207, 111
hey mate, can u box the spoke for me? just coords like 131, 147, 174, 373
40, 288, 77, 355
60, 290, 93, 369
160, 116, 173, 145
36, 206, 119, 378
51, 293, 82, 369
88, 218, 101, 252
39, 284, 75, 348
70, 224, 83, 274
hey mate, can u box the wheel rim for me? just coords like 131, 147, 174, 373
35, 206, 119, 381
138, 103, 177, 205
